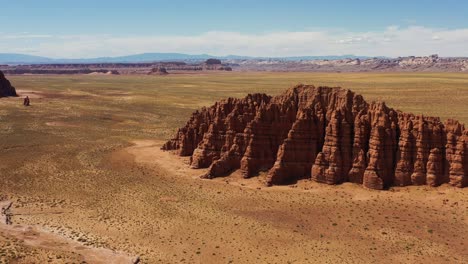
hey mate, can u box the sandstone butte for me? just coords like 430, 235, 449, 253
162, 85, 468, 190
0, 70, 17, 97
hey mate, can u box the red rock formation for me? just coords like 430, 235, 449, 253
312, 110, 347, 184
162, 94, 271, 161
163, 84, 468, 189
427, 148, 444, 187
268, 108, 319, 185
394, 114, 415, 186
361, 102, 399, 189
449, 131, 468, 187
348, 111, 370, 184
0, 70, 17, 97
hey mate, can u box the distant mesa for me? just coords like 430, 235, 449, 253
163, 84, 468, 190
203, 58, 232, 71
148, 66, 169, 75
2, 53, 468, 72
0, 70, 17, 97
0, 59, 233, 75
4, 54, 468, 74
205, 58, 222, 65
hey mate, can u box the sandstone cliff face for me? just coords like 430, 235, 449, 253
0, 70, 17, 97
163, 85, 468, 189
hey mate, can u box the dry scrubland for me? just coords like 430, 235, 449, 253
0, 72, 467, 263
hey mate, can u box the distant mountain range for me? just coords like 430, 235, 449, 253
0, 53, 371, 64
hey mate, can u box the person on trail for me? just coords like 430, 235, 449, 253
1, 207, 8, 225
5, 211, 12, 225
1, 202, 13, 225
6, 214, 12, 225
23, 96, 30, 106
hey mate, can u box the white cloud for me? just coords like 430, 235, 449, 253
1, 34, 53, 39
2, 26, 468, 58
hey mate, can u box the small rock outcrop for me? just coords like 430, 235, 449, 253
163, 85, 468, 189
0, 70, 17, 97
148, 67, 169, 75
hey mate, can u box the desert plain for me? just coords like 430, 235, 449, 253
0, 72, 467, 263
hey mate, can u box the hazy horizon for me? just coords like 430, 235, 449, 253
1, 1, 468, 58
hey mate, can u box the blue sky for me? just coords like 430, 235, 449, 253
1, 0, 468, 58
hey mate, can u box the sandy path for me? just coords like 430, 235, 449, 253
15, 89, 46, 99
0, 201, 139, 264
126, 140, 208, 180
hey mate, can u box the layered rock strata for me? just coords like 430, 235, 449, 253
0, 70, 17, 97
163, 85, 468, 189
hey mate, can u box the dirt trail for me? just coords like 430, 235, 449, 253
0, 201, 139, 264
126, 140, 208, 180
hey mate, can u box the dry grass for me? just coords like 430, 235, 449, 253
0, 72, 467, 263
